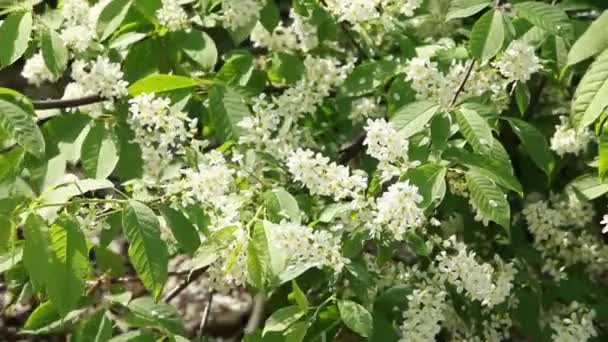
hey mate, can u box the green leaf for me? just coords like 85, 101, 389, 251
444, 141, 522, 194
126, 296, 185, 334
455, 107, 494, 153
505, 118, 554, 176
0, 146, 24, 183
513, 1, 573, 39
0, 11, 32, 68
208, 86, 251, 141
405, 164, 447, 209
128, 74, 200, 96
600, 125, 608, 181
40, 29, 68, 78
263, 305, 305, 335
23, 214, 51, 291
23, 301, 60, 331
465, 170, 510, 229
469, 9, 506, 63
571, 49, 608, 130
567, 11, 608, 66
446, 0, 491, 21
192, 225, 239, 269
264, 187, 301, 224
46, 215, 89, 316
284, 321, 310, 342
341, 60, 398, 96
260, 0, 280, 32
96, 0, 134, 41
174, 29, 218, 71
390, 100, 440, 138
0, 247, 22, 273
568, 174, 608, 200
122, 200, 169, 300
73, 310, 113, 342
0, 95, 45, 158
81, 122, 120, 179
291, 280, 309, 311
247, 222, 272, 289
215, 52, 254, 85
514, 82, 530, 115
337, 300, 373, 338
268, 52, 305, 86
159, 206, 201, 255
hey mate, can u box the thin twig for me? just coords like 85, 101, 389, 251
32, 95, 105, 110
162, 267, 207, 303
448, 59, 476, 109
197, 292, 215, 338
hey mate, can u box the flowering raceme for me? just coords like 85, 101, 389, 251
371, 181, 424, 240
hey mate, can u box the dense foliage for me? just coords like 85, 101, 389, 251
1, 0, 608, 340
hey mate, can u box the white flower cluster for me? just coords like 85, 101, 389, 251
221, 0, 264, 31
550, 302, 597, 342
324, 0, 421, 25
399, 284, 448, 342
71, 56, 128, 98
267, 221, 347, 274
434, 237, 515, 307
492, 40, 543, 83
156, 0, 190, 32
251, 12, 319, 52
21, 53, 57, 86
550, 116, 594, 156
522, 193, 608, 279
371, 181, 424, 240
128, 93, 198, 178
404, 57, 507, 108
207, 228, 250, 292
364, 119, 418, 181
167, 151, 236, 208
239, 56, 353, 156
601, 213, 608, 234
287, 148, 367, 201
60, 0, 106, 52
349, 97, 383, 122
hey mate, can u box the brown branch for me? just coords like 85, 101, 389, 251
448, 59, 476, 109
162, 267, 208, 303
32, 95, 105, 110
197, 292, 215, 338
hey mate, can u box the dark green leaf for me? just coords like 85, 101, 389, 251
505, 118, 554, 176
192, 225, 239, 268
159, 206, 201, 255
455, 107, 494, 153
248, 222, 272, 289
469, 9, 506, 63
341, 60, 398, 96
567, 11, 608, 65
571, 49, 608, 130
73, 310, 113, 342
514, 1, 573, 39
0, 95, 45, 158
122, 200, 169, 300
81, 122, 120, 179
174, 30, 218, 71
390, 100, 440, 138
466, 170, 511, 229
263, 305, 304, 335
291, 280, 309, 311
23, 214, 51, 291
264, 187, 301, 224
126, 296, 185, 334
41, 29, 68, 77
446, 0, 491, 21
97, 0, 134, 41
208, 86, 251, 141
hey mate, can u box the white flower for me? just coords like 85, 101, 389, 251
128, 93, 198, 178
60, 24, 95, 52
251, 11, 318, 52
372, 181, 424, 240
550, 116, 593, 156
434, 237, 515, 307
364, 118, 417, 181
71, 56, 128, 98
324, 0, 381, 24
222, 0, 263, 31
550, 302, 597, 342
266, 221, 347, 274
399, 285, 448, 342
61, 0, 90, 27
156, 0, 190, 32
287, 148, 367, 201
601, 214, 608, 234
21, 53, 57, 86
492, 40, 542, 83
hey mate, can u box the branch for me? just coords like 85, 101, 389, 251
162, 267, 207, 303
32, 95, 106, 110
448, 59, 476, 109
197, 292, 215, 338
